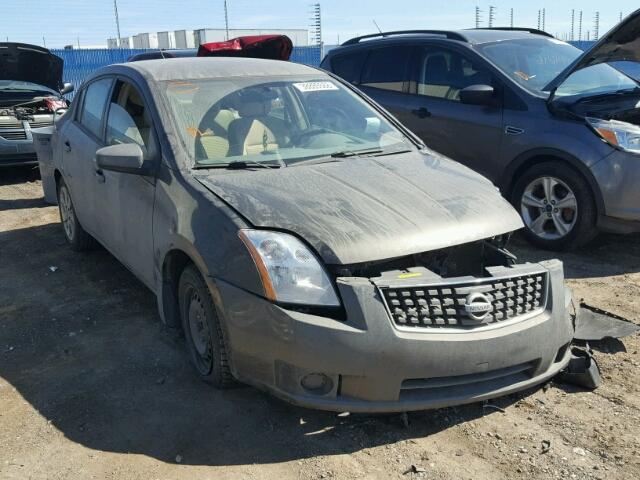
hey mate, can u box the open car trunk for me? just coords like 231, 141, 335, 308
197, 35, 293, 60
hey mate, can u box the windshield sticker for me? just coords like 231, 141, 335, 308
293, 81, 339, 93
364, 117, 381, 134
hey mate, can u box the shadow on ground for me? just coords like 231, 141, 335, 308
0, 165, 40, 187
0, 222, 536, 466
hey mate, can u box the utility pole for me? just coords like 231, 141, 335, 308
113, 0, 122, 47
224, 0, 230, 40
310, 3, 322, 47
578, 11, 583, 42
594, 11, 600, 40
537, 10, 541, 30
542, 8, 546, 31
570, 10, 575, 41
475, 6, 482, 29
620, 12, 623, 22
488, 6, 496, 28
42, 36, 46, 48
510, 8, 514, 28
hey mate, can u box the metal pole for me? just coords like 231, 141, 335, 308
475, 6, 482, 29
488, 6, 495, 28
578, 11, 583, 42
510, 8, 514, 28
594, 12, 600, 40
224, 0, 230, 40
113, 0, 122, 47
570, 10, 575, 41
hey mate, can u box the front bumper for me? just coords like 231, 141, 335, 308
0, 134, 37, 167
215, 260, 574, 412
592, 149, 640, 233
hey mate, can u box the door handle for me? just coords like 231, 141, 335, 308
411, 107, 431, 119
64, 140, 72, 152
94, 169, 105, 183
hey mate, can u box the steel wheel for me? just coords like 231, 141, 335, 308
186, 288, 213, 375
520, 176, 578, 240
59, 184, 76, 242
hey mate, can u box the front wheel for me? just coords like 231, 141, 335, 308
512, 162, 598, 250
57, 178, 94, 251
178, 264, 233, 388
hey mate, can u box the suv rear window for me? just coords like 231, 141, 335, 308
361, 46, 411, 92
330, 51, 367, 83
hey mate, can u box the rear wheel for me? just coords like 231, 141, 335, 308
178, 264, 233, 388
57, 178, 94, 251
512, 162, 598, 250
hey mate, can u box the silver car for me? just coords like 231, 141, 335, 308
45, 57, 575, 412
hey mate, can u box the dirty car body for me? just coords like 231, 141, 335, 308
0, 43, 71, 167
49, 57, 574, 412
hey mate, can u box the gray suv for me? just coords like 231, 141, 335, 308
321, 10, 640, 250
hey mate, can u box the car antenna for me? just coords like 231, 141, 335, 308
372, 20, 385, 36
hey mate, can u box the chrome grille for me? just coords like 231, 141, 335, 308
0, 130, 27, 140
380, 271, 548, 329
28, 120, 53, 128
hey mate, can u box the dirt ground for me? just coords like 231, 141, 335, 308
1, 167, 639, 480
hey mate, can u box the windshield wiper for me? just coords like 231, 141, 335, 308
330, 148, 384, 158
194, 160, 282, 170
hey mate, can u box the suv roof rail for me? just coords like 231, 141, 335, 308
341, 30, 468, 46
470, 27, 554, 38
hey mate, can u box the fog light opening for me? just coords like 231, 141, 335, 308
300, 373, 333, 395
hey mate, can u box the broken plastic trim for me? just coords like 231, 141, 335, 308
556, 345, 602, 390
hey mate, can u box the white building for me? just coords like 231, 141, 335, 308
132, 33, 159, 49
174, 30, 196, 49
158, 31, 176, 49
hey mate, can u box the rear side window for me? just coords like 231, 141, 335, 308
361, 46, 411, 92
330, 50, 367, 84
79, 78, 112, 138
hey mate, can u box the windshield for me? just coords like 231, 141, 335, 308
477, 38, 638, 97
0, 80, 55, 93
162, 75, 413, 167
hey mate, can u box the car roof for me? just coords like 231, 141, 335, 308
333, 28, 553, 51
96, 57, 321, 83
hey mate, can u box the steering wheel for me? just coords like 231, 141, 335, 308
323, 107, 351, 131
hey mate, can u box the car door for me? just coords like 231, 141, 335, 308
96, 78, 158, 288
59, 77, 113, 237
401, 44, 504, 179
354, 45, 417, 128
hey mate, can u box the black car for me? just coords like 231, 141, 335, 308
321, 14, 640, 250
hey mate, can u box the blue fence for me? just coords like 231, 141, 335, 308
52, 45, 323, 97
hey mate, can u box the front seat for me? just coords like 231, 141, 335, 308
227, 91, 286, 156
421, 54, 453, 99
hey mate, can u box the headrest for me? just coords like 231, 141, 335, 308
236, 90, 270, 118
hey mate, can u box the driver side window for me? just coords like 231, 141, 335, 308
105, 80, 157, 160
415, 47, 492, 101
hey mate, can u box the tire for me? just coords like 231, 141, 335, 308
511, 161, 598, 251
178, 264, 233, 388
57, 178, 95, 252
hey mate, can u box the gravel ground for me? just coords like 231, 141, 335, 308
1, 167, 639, 480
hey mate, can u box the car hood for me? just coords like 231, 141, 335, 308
546, 8, 640, 93
195, 151, 523, 265
0, 43, 63, 92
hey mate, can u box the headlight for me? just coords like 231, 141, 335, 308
239, 229, 340, 307
587, 117, 640, 154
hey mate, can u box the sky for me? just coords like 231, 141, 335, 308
1, 0, 637, 48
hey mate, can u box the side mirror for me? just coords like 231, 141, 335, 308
60, 83, 74, 95
459, 84, 494, 106
96, 143, 146, 174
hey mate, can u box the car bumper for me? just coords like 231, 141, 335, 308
592, 150, 640, 232
214, 260, 574, 412
0, 136, 37, 167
